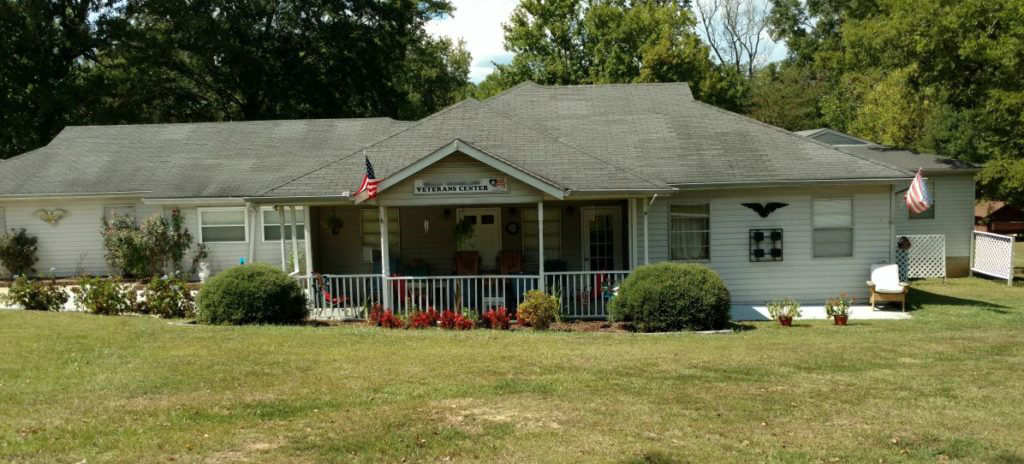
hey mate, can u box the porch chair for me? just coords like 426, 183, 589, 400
454, 251, 481, 275
497, 250, 523, 274
867, 263, 909, 311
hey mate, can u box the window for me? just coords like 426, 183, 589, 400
670, 204, 710, 260
198, 208, 248, 243
262, 207, 305, 241
523, 206, 561, 270
103, 205, 136, 223
360, 208, 400, 263
813, 198, 853, 258
908, 180, 936, 220
0, 207, 5, 232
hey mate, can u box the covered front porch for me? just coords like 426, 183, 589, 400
290, 198, 652, 320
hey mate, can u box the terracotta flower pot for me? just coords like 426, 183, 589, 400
778, 316, 793, 326
833, 315, 848, 326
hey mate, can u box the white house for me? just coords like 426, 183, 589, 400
0, 82, 975, 317
795, 128, 979, 276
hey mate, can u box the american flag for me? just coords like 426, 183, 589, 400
354, 156, 381, 203
905, 168, 931, 214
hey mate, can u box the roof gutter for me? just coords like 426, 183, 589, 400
243, 195, 352, 205
142, 197, 248, 205
670, 178, 913, 191
0, 191, 150, 201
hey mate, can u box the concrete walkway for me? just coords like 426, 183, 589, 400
731, 304, 911, 321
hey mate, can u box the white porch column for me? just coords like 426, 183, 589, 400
289, 206, 300, 274
537, 202, 545, 292
303, 206, 314, 275
246, 203, 257, 265
278, 206, 288, 271
643, 197, 650, 265
378, 204, 392, 309
628, 198, 637, 269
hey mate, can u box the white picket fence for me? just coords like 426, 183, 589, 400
971, 231, 1015, 285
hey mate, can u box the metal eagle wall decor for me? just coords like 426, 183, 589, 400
741, 202, 788, 218
34, 209, 68, 226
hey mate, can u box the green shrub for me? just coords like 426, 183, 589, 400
139, 276, 195, 318
516, 290, 559, 330
609, 262, 731, 332
0, 229, 39, 276
101, 208, 194, 278
197, 264, 307, 325
1, 274, 68, 311
72, 276, 136, 315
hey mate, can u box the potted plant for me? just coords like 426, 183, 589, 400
825, 292, 855, 325
766, 297, 801, 326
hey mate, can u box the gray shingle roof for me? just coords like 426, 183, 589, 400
794, 128, 979, 174
0, 118, 411, 198
267, 99, 669, 197
0, 82, 914, 200
479, 82, 911, 186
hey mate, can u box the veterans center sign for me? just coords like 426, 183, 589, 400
414, 177, 509, 194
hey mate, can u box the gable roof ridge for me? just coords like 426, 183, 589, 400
479, 80, 540, 104
478, 102, 672, 189
260, 98, 484, 196
689, 100, 914, 177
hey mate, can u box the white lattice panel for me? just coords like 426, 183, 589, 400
895, 235, 946, 279
972, 231, 1014, 284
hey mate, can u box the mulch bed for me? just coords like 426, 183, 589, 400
549, 320, 632, 333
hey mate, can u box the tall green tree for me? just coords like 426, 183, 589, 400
101, 0, 470, 122
762, 0, 1024, 205
0, 0, 109, 159
0, 0, 471, 159
476, 0, 745, 110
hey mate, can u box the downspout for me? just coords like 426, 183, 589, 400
889, 184, 896, 264
643, 195, 658, 265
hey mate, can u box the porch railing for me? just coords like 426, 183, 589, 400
301, 270, 633, 320
385, 275, 539, 315
544, 271, 631, 319
301, 274, 384, 320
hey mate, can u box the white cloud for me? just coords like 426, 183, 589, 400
426, 0, 519, 83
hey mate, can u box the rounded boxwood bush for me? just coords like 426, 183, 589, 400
609, 262, 731, 332
197, 263, 307, 325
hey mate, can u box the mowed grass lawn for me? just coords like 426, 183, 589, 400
3, 279, 1024, 463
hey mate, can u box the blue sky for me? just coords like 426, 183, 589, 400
426, 0, 788, 84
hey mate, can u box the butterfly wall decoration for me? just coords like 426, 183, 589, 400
35, 209, 68, 226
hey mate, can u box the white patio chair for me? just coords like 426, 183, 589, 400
867, 264, 909, 311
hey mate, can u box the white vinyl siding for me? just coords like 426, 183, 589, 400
893, 174, 974, 258
360, 208, 400, 263
670, 204, 710, 261
262, 207, 305, 241
103, 205, 136, 223
908, 180, 936, 220
641, 185, 891, 303
523, 206, 561, 270
813, 198, 854, 258
198, 208, 247, 243
0, 198, 160, 276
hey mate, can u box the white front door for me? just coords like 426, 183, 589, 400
456, 207, 502, 271
582, 206, 622, 270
